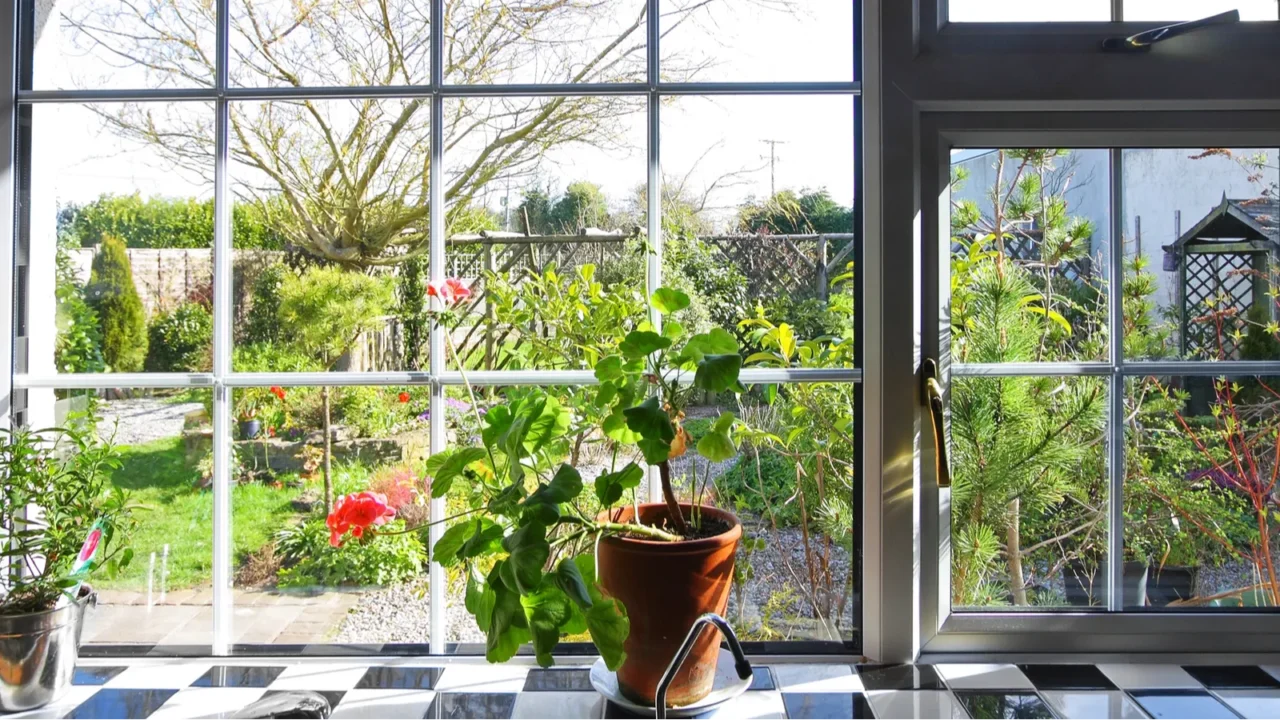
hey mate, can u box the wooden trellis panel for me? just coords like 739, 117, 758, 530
1183, 252, 1254, 359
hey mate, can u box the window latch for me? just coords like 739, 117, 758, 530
1102, 9, 1239, 52
922, 358, 950, 489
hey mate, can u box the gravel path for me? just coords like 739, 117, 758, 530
97, 397, 205, 446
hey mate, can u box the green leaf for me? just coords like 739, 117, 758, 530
650, 288, 691, 315
586, 597, 629, 671
679, 328, 739, 364
521, 502, 560, 526
527, 464, 583, 506
521, 584, 572, 667
694, 354, 743, 393
502, 416, 529, 484
696, 413, 738, 462
458, 518, 505, 561
487, 482, 526, 518
594, 461, 645, 506
486, 571, 531, 663
501, 522, 550, 594
744, 351, 782, 367
603, 411, 641, 444
776, 323, 796, 361
594, 355, 624, 382
553, 557, 593, 610
661, 320, 684, 341
433, 520, 478, 567
429, 447, 489, 498
624, 396, 674, 464
1022, 305, 1073, 336
466, 564, 496, 630
522, 396, 570, 454
619, 330, 671, 360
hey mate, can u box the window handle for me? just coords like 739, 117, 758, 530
1102, 10, 1239, 52
922, 358, 950, 489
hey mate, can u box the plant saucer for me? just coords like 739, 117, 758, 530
589, 648, 753, 718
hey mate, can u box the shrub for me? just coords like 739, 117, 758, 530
57, 193, 287, 250
275, 517, 424, 588
396, 256, 429, 369
243, 263, 290, 346
54, 243, 105, 374
145, 302, 212, 372
717, 448, 802, 525
278, 266, 394, 368
369, 464, 423, 510
336, 386, 419, 437
86, 235, 148, 372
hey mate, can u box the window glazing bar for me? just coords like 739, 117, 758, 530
951, 362, 1113, 377
952, 361, 1280, 378
13, 373, 217, 389
645, 0, 663, 504
427, 0, 446, 657
210, 0, 233, 655
17, 82, 861, 105
1106, 148, 1125, 612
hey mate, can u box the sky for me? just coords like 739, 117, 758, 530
32, 0, 855, 234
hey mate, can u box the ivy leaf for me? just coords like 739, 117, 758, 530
521, 584, 572, 667
696, 412, 738, 462
594, 462, 644, 506
501, 522, 550, 594
619, 330, 671, 360
650, 288, 691, 315
429, 447, 489, 498
553, 557, 594, 610
694, 354, 743, 393
527, 464, 583, 507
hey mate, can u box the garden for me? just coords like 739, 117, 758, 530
57, 181, 859, 646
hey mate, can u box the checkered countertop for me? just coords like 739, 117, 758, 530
11, 659, 1280, 719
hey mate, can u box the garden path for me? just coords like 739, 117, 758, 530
98, 397, 204, 446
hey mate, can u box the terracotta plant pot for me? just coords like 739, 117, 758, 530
596, 503, 741, 707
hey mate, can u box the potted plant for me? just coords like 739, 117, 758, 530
0, 426, 135, 712
327, 283, 746, 708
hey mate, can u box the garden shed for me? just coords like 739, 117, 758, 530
1164, 195, 1280, 359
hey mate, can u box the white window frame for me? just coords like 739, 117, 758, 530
0, 0, 866, 657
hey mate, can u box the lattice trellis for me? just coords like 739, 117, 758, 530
1183, 252, 1255, 359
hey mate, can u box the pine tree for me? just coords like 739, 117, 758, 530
86, 234, 148, 372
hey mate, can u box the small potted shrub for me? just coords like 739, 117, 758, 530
0, 426, 135, 712
327, 283, 746, 708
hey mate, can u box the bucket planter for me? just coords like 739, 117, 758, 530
597, 504, 741, 706
0, 587, 95, 713
239, 418, 262, 440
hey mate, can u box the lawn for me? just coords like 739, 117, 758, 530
95, 436, 302, 591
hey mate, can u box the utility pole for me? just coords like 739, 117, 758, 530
761, 139, 786, 196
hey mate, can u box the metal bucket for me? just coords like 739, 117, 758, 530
0, 586, 94, 712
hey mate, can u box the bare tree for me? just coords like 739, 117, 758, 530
59, 0, 784, 268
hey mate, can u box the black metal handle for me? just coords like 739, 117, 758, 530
1102, 10, 1239, 52
654, 613, 752, 720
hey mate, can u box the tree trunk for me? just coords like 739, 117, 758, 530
1007, 498, 1028, 605
322, 386, 333, 512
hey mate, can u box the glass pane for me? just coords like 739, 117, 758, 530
1121, 148, 1279, 361
27, 0, 215, 90
435, 379, 857, 648
230, 385, 434, 645
442, 96, 647, 371
659, 0, 854, 82
1125, 375, 1280, 609
19, 103, 215, 376
231, 1, 429, 87
949, 0, 1110, 21
950, 149, 1111, 363
661, 95, 856, 366
950, 376, 1110, 610
15, 387, 217, 648
229, 99, 428, 372
1125, 1, 1279, 21
446, 0, 646, 85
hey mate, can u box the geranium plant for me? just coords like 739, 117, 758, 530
327, 282, 745, 668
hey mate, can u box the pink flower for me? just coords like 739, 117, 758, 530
327, 492, 397, 547
426, 278, 473, 307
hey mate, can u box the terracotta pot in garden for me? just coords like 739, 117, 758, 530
596, 503, 741, 707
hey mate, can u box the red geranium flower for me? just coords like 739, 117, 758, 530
398, 392, 410, 403
327, 492, 397, 547
426, 277, 472, 307
270, 386, 286, 400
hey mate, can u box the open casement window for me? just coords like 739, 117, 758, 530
859, 0, 1280, 661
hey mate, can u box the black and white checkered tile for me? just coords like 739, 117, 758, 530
9, 660, 1280, 718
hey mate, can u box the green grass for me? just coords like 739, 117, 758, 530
95, 437, 301, 591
